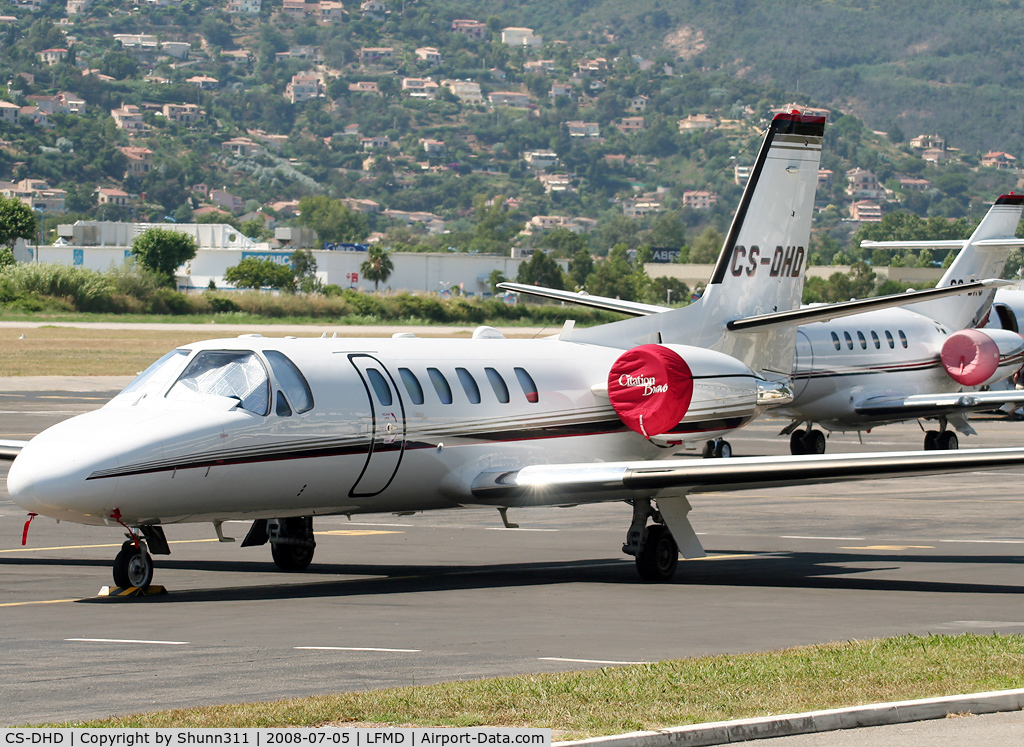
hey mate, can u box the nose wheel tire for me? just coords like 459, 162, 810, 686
789, 429, 807, 455
803, 429, 826, 454
113, 541, 154, 589
635, 524, 679, 582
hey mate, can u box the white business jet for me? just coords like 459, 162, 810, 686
507, 196, 1024, 455
7, 113, 1024, 591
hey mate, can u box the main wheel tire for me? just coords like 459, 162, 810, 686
790, 429, 808, 455
113, 541, 154, 589
803, 429, 827, 454
635, 524, 679, 582
924, 430, 940, 450
938, 431, 959, 450
701, 440, 715, 459
714, 439, 732, 458
272, 542, 315, 571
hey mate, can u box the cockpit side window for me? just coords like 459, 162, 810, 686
167, 350, 271, 415
120, 349, 190, 397
264, 350, 314, 413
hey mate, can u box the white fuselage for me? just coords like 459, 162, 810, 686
784, 307, 1023, 430
8, 335, 762, 527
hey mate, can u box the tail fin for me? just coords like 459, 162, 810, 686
572, 112, 826, 375
913, 194, 1024, 329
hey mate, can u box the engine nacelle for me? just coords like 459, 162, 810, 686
607, 344, 758, 441
940, 328, 1024, 386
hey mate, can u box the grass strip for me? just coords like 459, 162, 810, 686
55, 634, 1024, 735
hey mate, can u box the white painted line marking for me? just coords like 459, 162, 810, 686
539, 657, 648, 665
345, 522, 416, 527
66, 638, 189, 645
782, 535, 866, 541
295, 646, 421, 653
485, 527, 559, 532
939, 539, 1024, 544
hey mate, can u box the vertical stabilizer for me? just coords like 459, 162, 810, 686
573, 112, 825, 376
912, 194, 1024, 330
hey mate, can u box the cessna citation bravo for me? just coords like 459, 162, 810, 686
8, 112, 1024, 591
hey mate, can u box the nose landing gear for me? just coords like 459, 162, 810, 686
113, 540, 154, 589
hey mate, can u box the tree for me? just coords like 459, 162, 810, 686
517, 249, 565, 290
0, 195, 37, 251
360, 245, 394, 291
224, 257, 296, 291
291, 248, 322, 293
297, 196, 369, 243
689, 226, 724, 263
568, 248, 593, 289
131, 228, 198, 286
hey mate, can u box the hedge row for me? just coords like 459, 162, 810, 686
0, 263, 620, 325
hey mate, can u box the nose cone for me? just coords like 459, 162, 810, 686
8, 413, 127, 524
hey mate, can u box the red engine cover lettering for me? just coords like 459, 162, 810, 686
941, 329, 1000, 386
608, 345, 694, 438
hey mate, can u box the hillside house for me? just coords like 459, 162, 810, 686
349, 81, 380, 95
360, 47, 394, 65
549, 82, 573, 99
678, 114, 717, 131
360, 0, 385, 17
524, 150, 559, 168
846, 167, 882, 198
186, 75, 219, 90
120, 146, 154, 178
910, 134, 945, 150
111, 104, 145, 133
525, 60, 556, 74
360, 135, 390, 150
420, 138, 446, 156
682, 190, 717, 210
415, 47, 442, 65
616, 117, 645, 134
0, 101, 20, 124
899, 177, 931, 192
628, 95, 649, 113
210, 189, 243, 213
451, 19, 487, 39
501, 27, 542, 47
537, 173, 575, 194
981, 151, 1017, 169
401, 77, 438, 99
444, 80, 483, 104
161, 41, 190, 60
95, 187, 129, 207
114, 34, 158, 53
57, 91, 85, 114
38, 48, 68, 66
566, 121, 600, 138
221, 137, 261, 156
162, 103, 203, 125
850, 200, 882, 222
318, 1, 345, 22
286, 72, 321, 103
227, 0, 260, 13
489, 91, 531, 107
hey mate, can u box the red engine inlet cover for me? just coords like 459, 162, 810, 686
941, 329, 1000, 386
608, 344, 694, 438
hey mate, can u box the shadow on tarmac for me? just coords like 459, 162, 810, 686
3, 549, 1023, 603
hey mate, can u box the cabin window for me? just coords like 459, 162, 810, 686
428, 367, 453, 404
264, 350, 313, 413
871, 331, 880, 349
843, 331, 854, 350
514, 367, 539, 403
276, 391, 292, 417
899, 330, 908, 348
830, 332, 841, 351
398, 368, 424, 405
885, 330, 895, 349
485, 367, 510, 403
366, 368, 392, 406
121, 348, 190, 397
857, 331, 867, 350
456, 367, 481, 404
167, 350, 270, 415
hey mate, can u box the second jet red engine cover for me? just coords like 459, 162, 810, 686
941, 329, 1000, 386
608, 344, 694, 438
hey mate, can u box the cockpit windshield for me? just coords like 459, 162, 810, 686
119, 349, 190, 398
166, 350, 271, 415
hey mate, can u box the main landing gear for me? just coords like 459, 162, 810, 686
924, 430, 958, 450
789, 427, 827, 455
242, 516, 317, 571
623, 498, 678, 582
701, 438, 732, 459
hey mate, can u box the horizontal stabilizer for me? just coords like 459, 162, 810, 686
497, 282, 668, 317
861, 238, 1024, 250
0, 439, 27, 459
854, 390, 1024, 418
471, 447, 1024, 503
726, 279, 1011, 332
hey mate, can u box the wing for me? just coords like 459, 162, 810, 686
471, 447, 1024, 505
496, 282, 668, 317
0, 439, 27, 459
854, 390, 1024, 420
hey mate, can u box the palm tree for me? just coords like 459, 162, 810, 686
360, 245, 394, 291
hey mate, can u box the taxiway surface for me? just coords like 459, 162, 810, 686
1, 388, 1023, 726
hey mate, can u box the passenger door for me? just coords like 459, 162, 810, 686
348, 354, 406, 497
